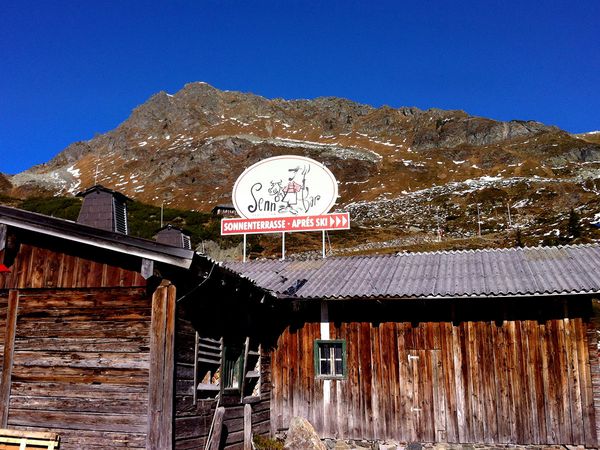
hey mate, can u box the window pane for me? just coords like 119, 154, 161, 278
321, 359, 331, 375
334, 344, 342, 359
335, 359, 343, 375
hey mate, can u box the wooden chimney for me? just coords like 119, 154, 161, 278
154, 224, 192, 249
76, 185, 130, 234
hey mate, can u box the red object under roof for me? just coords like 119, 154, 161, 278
0, 264, 10, 273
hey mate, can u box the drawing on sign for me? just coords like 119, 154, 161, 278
233, 156, 338, 218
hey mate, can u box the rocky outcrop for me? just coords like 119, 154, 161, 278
284, 417, 326, 450
0, 173, 12, 194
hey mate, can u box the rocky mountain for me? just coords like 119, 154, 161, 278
4, 82, 600, 254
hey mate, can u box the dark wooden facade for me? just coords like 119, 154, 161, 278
270, 297, 600, 446
173, 284, 274, 449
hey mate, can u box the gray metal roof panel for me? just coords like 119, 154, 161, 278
224, 244, 600, 300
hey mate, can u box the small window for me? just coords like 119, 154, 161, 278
314, 340, 346, 379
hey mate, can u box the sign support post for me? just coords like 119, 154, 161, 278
243, 234, 247, 263
322, 230, 326, 259
281, 233, 286, 260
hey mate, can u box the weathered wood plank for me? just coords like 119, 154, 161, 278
9, 395, 147, 415
10, 364, 148, 385
12, 351, 149, 370
565, 318, 584, 444
370, 324, 382, 440
10, 381, 147, 400
7, 409, 146, 433
13, 337, 150, 353
539, 321, 557, 443
578, 319, 597, 447
440, 322, 458, 443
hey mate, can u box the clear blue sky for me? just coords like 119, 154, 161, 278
1, 0, 598, 174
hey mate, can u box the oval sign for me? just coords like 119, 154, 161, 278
232, 155, 338, 219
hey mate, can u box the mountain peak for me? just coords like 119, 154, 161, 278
4, 83, 600, 253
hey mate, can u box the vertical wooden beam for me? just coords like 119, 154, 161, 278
147, 281, 176, 450
0, 290, 18, 426
163, 283, 176, 446
244, 403, 252, 450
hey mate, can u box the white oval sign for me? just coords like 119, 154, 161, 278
232, 155, 338, 218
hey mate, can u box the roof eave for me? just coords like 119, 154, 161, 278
275, 290, 600, 301
0, 215, 194, 269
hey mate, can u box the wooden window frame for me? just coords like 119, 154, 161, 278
314, 339, 347, 380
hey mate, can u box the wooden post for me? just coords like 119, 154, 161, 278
208, 407, 225, 450
0, 290, 18, 426
244, 403, 252, 450
147, 281, 176, 449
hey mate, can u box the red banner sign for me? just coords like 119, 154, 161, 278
221, 212, 350, 235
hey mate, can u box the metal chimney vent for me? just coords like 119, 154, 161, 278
113, 197, 128, 234
181, 234, 192, 250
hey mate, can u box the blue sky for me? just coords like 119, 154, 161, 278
1, 0, 598, 174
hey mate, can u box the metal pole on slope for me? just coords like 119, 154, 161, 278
507, 203, 512, 228
281, 232, 286, 260
160, 202, 164, 228
477, 203, 482, 237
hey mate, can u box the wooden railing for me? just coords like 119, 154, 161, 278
0, 429, 60, 449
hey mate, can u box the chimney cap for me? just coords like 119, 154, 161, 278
76, 185, 131, 202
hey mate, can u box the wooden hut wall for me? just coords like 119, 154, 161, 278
270, 297, 600, 446
0, 236, 176, 449
0, 242, 146, 290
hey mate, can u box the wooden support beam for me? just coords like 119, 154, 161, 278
147, 281, 176, 449
208, 407, 225, 450
0, 290, 18, 427
244, 403, 252, 450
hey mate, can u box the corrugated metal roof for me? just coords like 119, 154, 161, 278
224, 245, 600, 300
